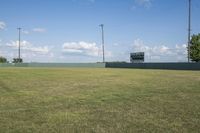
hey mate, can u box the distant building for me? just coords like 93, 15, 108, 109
130, 52, 145, 63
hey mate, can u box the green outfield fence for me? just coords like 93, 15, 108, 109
105, 62, 200, 70
0, 63, 105, 68
0, 62, 199, 70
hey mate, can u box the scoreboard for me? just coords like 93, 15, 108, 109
130, 52, 145, 63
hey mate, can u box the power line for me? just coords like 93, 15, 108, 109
99, 24, 105, 63
188, 0, 191, 62
17, 27, 21, 59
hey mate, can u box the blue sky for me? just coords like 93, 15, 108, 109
0, 0, 200, 62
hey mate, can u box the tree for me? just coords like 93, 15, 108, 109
190, 34, 200, 62
0, 56, 7, 63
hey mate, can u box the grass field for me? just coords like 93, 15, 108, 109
0, 68, 200, 133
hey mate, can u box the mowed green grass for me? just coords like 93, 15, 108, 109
0, 68, 200, 133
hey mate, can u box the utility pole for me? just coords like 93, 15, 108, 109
99, 24, 105, 63
188, 0, 191, 62
17, 28, 21, 60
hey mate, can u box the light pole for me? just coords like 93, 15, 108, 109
99, 24, 105, 63
17, 27, 21, 60
188, 0, 191, 62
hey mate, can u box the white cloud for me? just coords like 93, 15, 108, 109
134, 0, 152, 8
32, 28, 46, 33
72, 0, 95, 3
27, 46, 49, 53
62, 41, 100, 56
62, 41, 112, 58
0, 21, 6, 30
6, 40, 30, 47
6, 40, 50, 54
113, 43, 120, 46
22, 30, 29, 34
88, 0, 95, 2
132, 39, 187, 62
